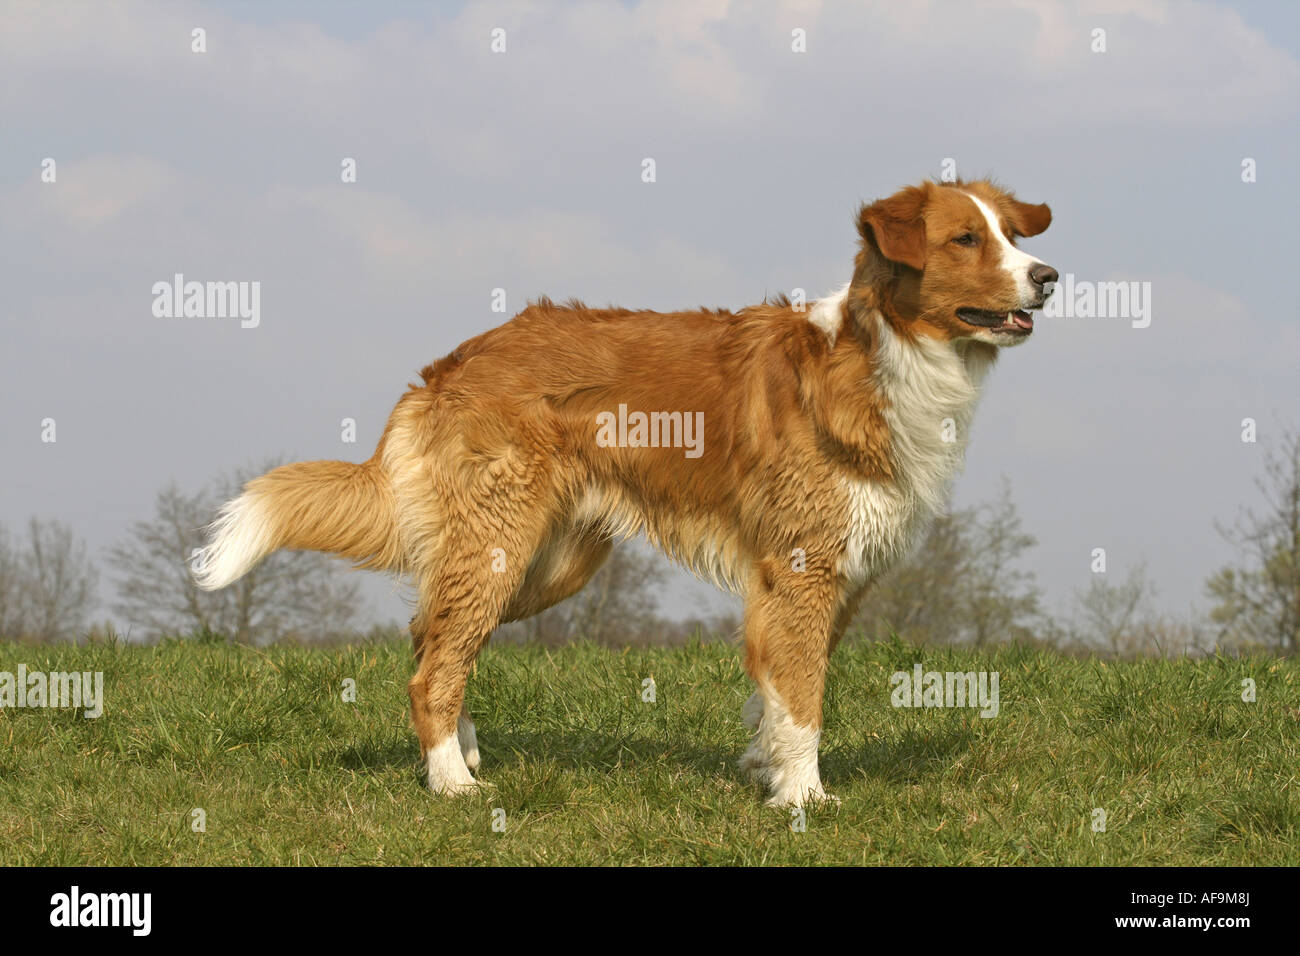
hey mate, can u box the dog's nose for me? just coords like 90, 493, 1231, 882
1029, 263, 1059, 289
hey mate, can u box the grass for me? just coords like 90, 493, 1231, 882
0, 636, 1296, 865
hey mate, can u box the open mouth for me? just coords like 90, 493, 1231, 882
956, 307, 1036, 334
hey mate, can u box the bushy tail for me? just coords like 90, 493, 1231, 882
192, 459, 397, 591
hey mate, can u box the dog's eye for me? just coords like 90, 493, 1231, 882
951, 233, 978, 247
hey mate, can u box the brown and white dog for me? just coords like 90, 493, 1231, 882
194, 178, 1056, 807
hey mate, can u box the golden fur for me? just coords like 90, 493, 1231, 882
195, 178, 1055, 806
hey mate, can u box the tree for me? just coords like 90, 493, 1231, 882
1071, 564, 1156, 656
853, 479, 1041, 646
0, 526, 24, 638
22, 518, 99, 642
109, 466, 364, 643
853, 507, 971, 643
0, 519, 98, 642
962, 481, 1042, 647
1206, 429, 1300, 654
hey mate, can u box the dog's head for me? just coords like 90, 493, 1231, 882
854, 180, 1056, 347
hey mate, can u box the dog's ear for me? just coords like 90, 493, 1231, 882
858, 185, 929, 271
1005, 199, 1052, 238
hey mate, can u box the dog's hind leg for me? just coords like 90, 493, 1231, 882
407, 563, 516, 794
407, 559, 515, 794
450, 523, 612, 774
416, 619, 483, 772
409, 518, 607, 783
407, 481, 558, 795
407, 614, 484, 769
410, 616, 483, 780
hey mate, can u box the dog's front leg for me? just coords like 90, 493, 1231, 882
739, 555, 841, 808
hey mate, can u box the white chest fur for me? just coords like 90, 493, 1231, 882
837, 310, 993, 584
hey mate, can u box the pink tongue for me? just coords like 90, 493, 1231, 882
1012, 310, 1033, 330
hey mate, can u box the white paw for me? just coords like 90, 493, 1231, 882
437, 779, 485, 797
740, 688, 828, 808
425, 733, 479, 795
741, 690, 765, 731
765, 781, 839, 809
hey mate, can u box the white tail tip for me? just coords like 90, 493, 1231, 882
191, 493, 274, 590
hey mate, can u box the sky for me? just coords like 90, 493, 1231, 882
1, 0, 1297, 634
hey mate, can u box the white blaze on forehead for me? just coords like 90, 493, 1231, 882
964, 192, 1043, 303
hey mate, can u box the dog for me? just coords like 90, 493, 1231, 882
194, 178, 1055, 807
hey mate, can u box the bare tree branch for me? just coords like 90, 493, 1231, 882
109, 465, 365, 643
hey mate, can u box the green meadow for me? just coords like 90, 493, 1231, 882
0, 637, 1295, 865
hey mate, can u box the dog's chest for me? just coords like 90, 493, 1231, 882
837, 324, 992, 584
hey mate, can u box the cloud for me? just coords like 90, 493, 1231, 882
0, 0, 1294, 627
10, 154, 179, 230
